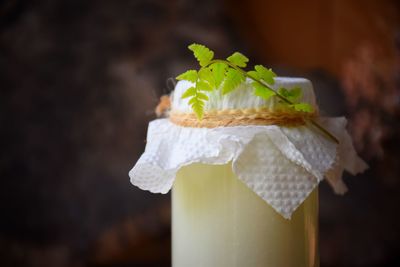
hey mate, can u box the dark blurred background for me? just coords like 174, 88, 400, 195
0, 0, 399, 266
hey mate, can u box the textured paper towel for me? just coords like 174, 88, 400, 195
129, 118, 367, 219
171, 78, 318, 113
129, 78, 368, 218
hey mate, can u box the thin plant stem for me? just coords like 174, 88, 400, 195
203, 59, 340, 144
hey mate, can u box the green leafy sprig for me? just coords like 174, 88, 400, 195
176, 43, 339, 143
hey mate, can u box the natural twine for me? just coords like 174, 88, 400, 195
156, 95, 317, 128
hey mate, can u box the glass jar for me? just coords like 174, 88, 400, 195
172, 163, 319, 267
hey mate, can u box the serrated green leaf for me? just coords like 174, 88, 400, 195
197, 92, 209, 100
253, 82, 276, 100
247, 70, 259, 79
196, 81, 212, 91
254, 65, 276, 85
227, 52, 249, 67
210, 62, 227, 88
188, 43, 214, 67
222, 68, 245, 95
292, 103, 314, 113
193, 106, 203, 119
190, 98, 205, 119
176, 70, 198, 82
198, 68, 215, 89
278, 87, 302, 103
181, 87, 196, 99
188, 97, 197, 105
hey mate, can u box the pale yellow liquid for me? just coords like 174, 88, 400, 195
172, 163, 319, 267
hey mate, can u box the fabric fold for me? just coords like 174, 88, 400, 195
129, 118, 367, 218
